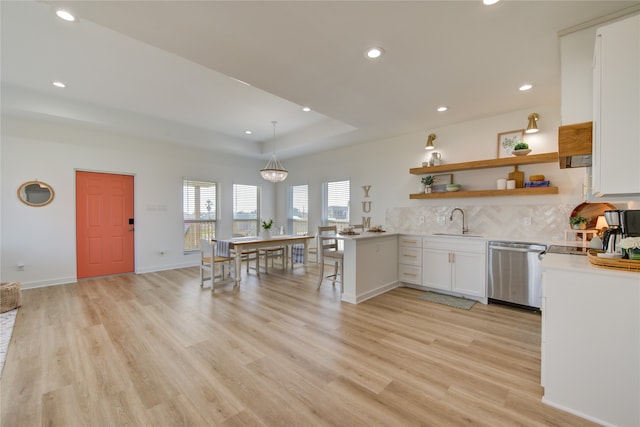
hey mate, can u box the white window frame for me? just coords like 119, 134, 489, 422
183, 179, 217, 252
287, 184, 309, 235
322, 179, 350, 228
233, 183, 260, 237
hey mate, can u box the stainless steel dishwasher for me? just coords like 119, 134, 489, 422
488, 241, 547, 310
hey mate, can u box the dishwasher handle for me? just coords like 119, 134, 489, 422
489, 245, 546, 254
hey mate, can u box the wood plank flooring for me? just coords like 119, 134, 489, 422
1, 265, 597, 426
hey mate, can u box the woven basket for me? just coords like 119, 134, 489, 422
0, 281, 22, 313
587, 250, 640, 272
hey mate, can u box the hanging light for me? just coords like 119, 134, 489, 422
526, 113, 539, 134
260, 121, 288, 182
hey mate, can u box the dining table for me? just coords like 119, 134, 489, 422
214, 234, 315, 286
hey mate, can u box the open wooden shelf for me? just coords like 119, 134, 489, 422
409, 152, 560, 199
410, 186, 559, 199
409, 152, 559, 175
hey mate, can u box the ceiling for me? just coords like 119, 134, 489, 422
2, 1, 639, 160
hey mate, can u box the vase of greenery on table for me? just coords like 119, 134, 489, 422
620, 237, 640, 260
261, 219, 273, 239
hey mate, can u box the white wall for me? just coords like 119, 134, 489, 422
1, 116, 275, 288
278, 104, 588, 236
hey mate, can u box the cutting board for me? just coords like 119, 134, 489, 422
508, 166, 524, 188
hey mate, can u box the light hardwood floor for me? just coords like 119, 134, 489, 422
1, 265, 597, 427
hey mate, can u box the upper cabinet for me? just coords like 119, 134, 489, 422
592, 15, 640, 197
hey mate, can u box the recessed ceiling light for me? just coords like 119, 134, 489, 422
56, 10, 75, 22
437, 106, 448, 112
519, 83, 533, 91
483, 0, 500, 5
52, 81, 66, 88
302, 106, 311, 112
365, 47, 384, 59
244, 130, 252, 135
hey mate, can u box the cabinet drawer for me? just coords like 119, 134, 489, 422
423, 237, 486, 253
399, 247, 421, 266
399, 235, 422, 248
399, 264, 421, 285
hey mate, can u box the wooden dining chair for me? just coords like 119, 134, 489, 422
200, 239, 234, 290
317, 225, 343, 292
349, 223, 365, 232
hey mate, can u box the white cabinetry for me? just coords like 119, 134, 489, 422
592, 14, 640, 197
422, 236, 487, 301
398, 235, 422, 285
541, 254, 639, 427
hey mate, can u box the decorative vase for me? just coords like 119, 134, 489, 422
262, 229, 271, 239
572, 223, 586, 230
628, 248, 640, 260
424, 185, 432, 194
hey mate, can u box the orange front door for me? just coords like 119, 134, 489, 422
76, 171, 135, 279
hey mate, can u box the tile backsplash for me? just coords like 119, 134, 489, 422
386, 203, 578, 243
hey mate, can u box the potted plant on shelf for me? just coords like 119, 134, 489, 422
421, 175, 435, 193
512, 142, 531, 156
569, 214, 588, 230
261, 219, 273, 239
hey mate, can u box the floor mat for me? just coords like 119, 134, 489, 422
418, 291, 476, 310
0, 309, 17, 377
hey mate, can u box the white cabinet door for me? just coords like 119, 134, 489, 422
451, 251, 486, 297
422, 248, 451, 291
593, 15, 640, 197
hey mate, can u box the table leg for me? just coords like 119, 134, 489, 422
234, 252, 242, 286
304, 241, 309, 267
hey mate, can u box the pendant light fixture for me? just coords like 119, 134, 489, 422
260, 121, 288, 182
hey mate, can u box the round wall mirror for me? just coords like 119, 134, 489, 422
17, 181, 55, 207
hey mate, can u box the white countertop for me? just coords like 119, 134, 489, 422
542, 252, 640, 280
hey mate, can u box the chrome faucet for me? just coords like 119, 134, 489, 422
450, 208, 469, 234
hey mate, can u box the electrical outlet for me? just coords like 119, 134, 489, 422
437, 215, 446, 225
523, 216, 532, 226
419, 215, 425, 224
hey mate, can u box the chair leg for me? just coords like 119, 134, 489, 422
317, 259, 325, 289
331, 261, 338, 287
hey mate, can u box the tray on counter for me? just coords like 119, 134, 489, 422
587, 249, 640, 272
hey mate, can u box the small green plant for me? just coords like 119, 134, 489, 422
569, 214, 588, 226
421, 175, 434, 186
261, 219, 273, 230
514, 142, 529, 150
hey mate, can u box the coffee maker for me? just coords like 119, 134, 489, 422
602, 210, 623, 252
602, 210, 640, 253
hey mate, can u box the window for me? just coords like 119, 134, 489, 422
233, 184, 259, 236
183, 179, 217, 252
288, 184, 309, 235
323, 179, 350, 228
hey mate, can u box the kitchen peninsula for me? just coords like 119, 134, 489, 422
333, 232, 399, 304
541, 254, 640, 427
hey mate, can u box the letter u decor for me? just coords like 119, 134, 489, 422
362, 185, 372, 228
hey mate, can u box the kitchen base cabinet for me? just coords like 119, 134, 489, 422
422, 236, 487, 302
541, 254, 639, 427
398, 235, 422, 286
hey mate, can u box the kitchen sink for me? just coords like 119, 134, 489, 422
432, 233, 484, 238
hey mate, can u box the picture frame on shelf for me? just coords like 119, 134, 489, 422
497, 129, 525, 158
432, 173, 453, 192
